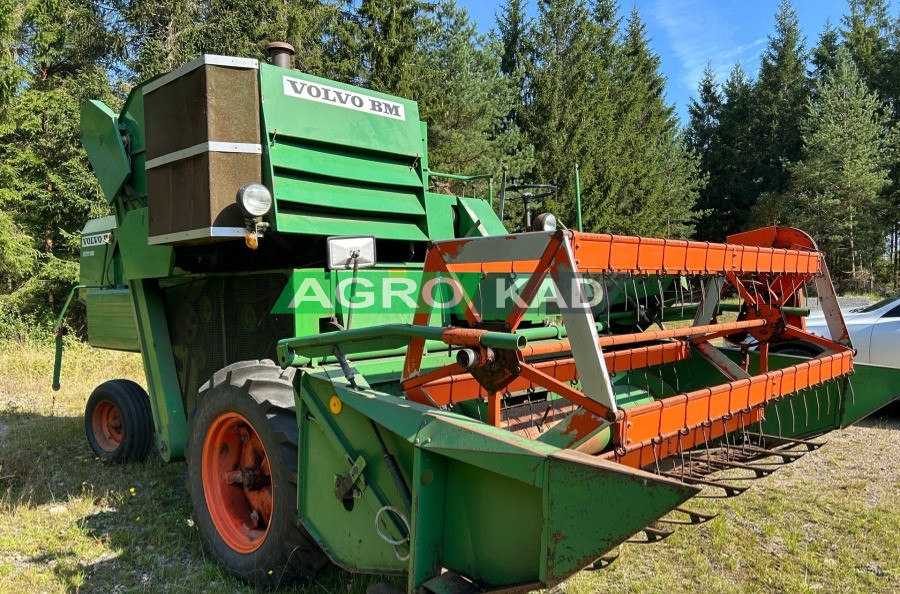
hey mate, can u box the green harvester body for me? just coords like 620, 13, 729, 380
62, 53, 899, 593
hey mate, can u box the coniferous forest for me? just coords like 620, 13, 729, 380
2, 0, 899, 337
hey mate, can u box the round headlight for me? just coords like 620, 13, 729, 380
533, 212, 557, 232
236, 183, 273, 217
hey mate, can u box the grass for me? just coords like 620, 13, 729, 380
0, 340, 897, 593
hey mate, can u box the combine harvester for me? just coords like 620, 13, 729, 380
55, 44, 898, 592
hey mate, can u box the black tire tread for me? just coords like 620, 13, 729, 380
84, 379, 154, 463
187, 360, 327, 589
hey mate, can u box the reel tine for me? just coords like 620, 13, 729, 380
789, 398, 796, 434
676, 506, 718, 524
815, 387, 821, 422
657, 275, 665, 322
803, 390, 809, 427
603, 274, 610, 329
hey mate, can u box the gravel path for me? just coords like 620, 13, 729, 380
806, 296, 873, 311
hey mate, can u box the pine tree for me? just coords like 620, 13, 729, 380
781, 48, 894, 287
497, 0, 529, 77
114, 0, 204, 78
687, 63, 722, 155
841, 0, 891, 92
523, 1, 700, 237
686, 64, 723, 238
841, 1, 898, 288
752, 0, 809, 200
0, 0, 35, 289
117, 1, 333, 80
604, 8, 701, 237
496, 0, 531, 132
523, 0, 605, 226
811, 18, 840, 80
0, 0, 119, 335
698, 64, 757, 240
357, 0, 428, 94
412, 1, 533, 182
591, 0, 619, 51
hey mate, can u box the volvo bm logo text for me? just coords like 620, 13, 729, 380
282, 76, 406, 121
81, 233, 111, 247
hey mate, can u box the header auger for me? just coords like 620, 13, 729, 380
59, 45, 898, 592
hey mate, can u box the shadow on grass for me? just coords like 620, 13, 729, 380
70, 506, 401, 594
857, 405, 900, 428
1, 408, 403, 593
4, 400, 894, 593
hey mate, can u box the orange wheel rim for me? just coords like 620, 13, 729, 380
201, 412, 273, 553
91, 399, 124, 452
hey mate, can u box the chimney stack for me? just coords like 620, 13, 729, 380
266, 42, 295, 69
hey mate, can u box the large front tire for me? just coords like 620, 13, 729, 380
186, 361, 326, 589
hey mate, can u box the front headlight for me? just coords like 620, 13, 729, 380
533, 212, 557, 232
236, 183, 273, 217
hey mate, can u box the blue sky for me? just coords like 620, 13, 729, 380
456, 0, 879, 123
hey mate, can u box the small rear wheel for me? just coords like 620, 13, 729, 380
84, 379, 154, 463
186, 361, 326, 588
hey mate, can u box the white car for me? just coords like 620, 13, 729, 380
801, 296, 900, 367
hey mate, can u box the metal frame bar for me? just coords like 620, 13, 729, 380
355, 228, 852, 470
142, 54, 259, 95
144, 141, 262, 170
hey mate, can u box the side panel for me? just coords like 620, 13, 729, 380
86, 289, 140, 352
129, 278, 188, 461
80, 101, 130, 202
259, 63, 431, 241
295, 369, 698, 591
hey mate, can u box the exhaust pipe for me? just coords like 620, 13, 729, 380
266, 41, 295, 69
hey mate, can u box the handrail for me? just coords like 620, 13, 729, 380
277, 323, 525, 366
427, 171, 494, 206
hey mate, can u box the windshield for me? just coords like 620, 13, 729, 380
849, 296, 900, 313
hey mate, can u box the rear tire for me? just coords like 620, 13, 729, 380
84, 379, 154, 463
186, 361, 326, 588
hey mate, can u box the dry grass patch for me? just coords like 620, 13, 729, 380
0, 340, 897, 593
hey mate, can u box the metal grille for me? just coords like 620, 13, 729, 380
163, 273, 294, 411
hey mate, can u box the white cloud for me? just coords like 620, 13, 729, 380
650, 0, 765, 95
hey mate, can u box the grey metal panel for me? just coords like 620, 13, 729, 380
550, 236, 618, 415
142, 55, 259, 95
693, 342, 751, 380
145, 142, 262, 170
814, 269, 853, 348
437, 232, 553, 264
147, 227, 246, 245
692, 276, 725, 327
